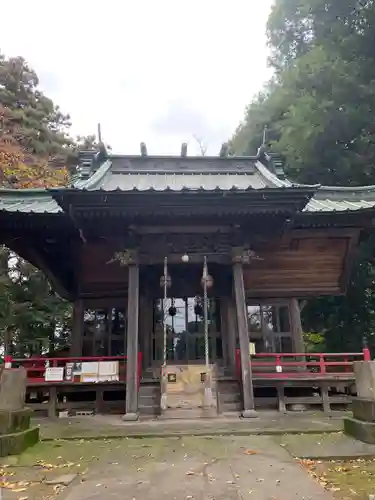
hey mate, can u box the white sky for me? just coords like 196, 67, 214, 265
1, 0, 273, 155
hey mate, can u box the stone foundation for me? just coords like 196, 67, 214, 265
352, 398, 375, 422
0, 368, 39, 456
0, 427, 39, 456
345, 361, 375, 444
344, 416, 375, 444
0, 408, 32, 434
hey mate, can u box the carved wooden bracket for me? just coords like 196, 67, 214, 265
108, 249, 138, 266
231, 247, 262, 264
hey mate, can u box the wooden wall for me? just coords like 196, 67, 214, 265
79, 242, 128, 296
244, 232, 356, 297
78, 229, 359, 298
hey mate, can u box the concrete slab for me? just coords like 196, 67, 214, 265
61, 435, 334, 500
276, 432, 375, 459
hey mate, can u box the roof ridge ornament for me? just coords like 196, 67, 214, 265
181, 143, 187, 157
255, 125, 286, 180
76, 146, 107, 180
219, 142, 229, 158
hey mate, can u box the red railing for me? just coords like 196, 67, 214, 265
3, 352, 142, 388
235, 347, 371, 380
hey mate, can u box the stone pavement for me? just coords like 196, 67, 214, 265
34, 411, 346, 440
277, 431, 375, 459
60, 435, 334, 500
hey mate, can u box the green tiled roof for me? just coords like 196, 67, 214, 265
305, 186, 375, 212
1, 154, 375, 215
0, 189, 62, 214
72, 157, 294, 191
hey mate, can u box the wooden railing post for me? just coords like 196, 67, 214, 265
363, 346, 371, 361
275, 355, 282, 373
4, 355, 12, 369
319, 354, 326, 374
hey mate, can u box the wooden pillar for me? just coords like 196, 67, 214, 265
290, 299, 305, 353
232, 261, 257, 418
123, 263, 140, 421
220, 299, 229, 367
70, 300, 84, 357
222, 298, 237, 370
139, 295, 146, 369
142, 297, 153, 370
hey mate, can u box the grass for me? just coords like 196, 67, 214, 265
301, 458, 375, 499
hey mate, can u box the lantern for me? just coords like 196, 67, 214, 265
181, 253, 189, 263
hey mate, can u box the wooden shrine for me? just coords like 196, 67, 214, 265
1, 143, 375, 418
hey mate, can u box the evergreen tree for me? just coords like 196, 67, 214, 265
231, 0, 375, 352
0, 52, 75, 355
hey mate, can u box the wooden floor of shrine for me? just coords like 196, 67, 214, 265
25, 373, 356, 418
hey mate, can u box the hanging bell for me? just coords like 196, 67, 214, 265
168, 306, 177, 317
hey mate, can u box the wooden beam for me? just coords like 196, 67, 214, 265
13, 243, 72, 300
339, 230, 361, 292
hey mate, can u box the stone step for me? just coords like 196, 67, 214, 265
160, 407, 219, 419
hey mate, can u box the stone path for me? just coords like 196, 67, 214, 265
61, 435, 334, 500
277, 431, 375, 459
33, 411, 346, 440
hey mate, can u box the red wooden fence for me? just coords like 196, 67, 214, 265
235, 348, 371, 380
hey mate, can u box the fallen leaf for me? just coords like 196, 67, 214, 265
244, 449, 258, 455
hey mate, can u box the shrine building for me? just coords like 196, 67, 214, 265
1, 144, 375, 419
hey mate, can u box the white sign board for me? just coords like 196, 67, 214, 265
98, 361, 119, 382
45, 367, 64, 382
80, 362, 99, 382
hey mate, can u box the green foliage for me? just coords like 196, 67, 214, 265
303, 332, 325, 353
0, 249, 72, 356
231, 0, 375, 352
0, 52, 80, 356
0, 53, 72, 160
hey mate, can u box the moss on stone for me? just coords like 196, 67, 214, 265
0, 408, 32, 435
0, 426, 39, 457
344, 416, 375, 444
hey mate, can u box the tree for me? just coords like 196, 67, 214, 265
231, 0, 375, 352
0, 52, 75, 355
